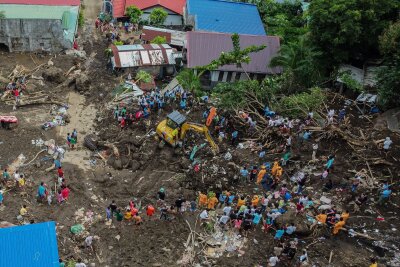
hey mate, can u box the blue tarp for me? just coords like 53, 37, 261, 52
187, 0, 266, 35
0, 221, 59, 267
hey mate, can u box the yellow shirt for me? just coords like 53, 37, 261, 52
369, 263, 377, 267
20, 207, 27, 216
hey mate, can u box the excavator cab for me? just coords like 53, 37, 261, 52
156, 111, 186, 147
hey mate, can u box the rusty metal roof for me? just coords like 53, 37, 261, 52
186, 31, 282, 74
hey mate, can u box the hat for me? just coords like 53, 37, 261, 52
261, 165, 266, 169
159, 188, 165, 193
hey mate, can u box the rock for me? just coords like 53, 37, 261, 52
115, 235, 120, 241
75, 73, 90, 92
65, 49, 87, 59
131, 160, 141, 171
320, 196, 332, 204
42, 67, 65, 83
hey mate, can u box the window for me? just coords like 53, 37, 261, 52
226, 72, 232, 82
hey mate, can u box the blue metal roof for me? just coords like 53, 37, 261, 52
187, 0, 266, 35
0, 221, 59, 267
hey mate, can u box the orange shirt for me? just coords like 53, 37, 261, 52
316, 214, 327, 224
237, 199, 245, 207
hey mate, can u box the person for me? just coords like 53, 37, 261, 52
333, 217, 345, 235
316, 211, 327, 224
146, 205, 155, 217
66, 133, 71, 148
312, 143, 318, 161
299, 250, 308, 265
268, 255, 280, 266
37, 182, 47, 201
106, 206, 112, 221
61, 186, 70, 201
326, 155, 335, 170
124, 209, 132, 220
199, 192, 208, 208
223, 204, 232, 216
274, 228, 285, 240
351, 176, 361, 192
109, 200, 117, 217
59, 258, 65, 267
57, 167, 64, 178
383, 137, 392, 152
157, 188, 166, 201
207, 194, 218, 210
260, 194, 269, 213
378, 188, 392, 205
302, 130, 311, 141
175, 196, 185, 213
20, 205, 28, 216
257, 166, 266, 184
116, 209, 123, 222
251, 195, 260, 207
253, 211, 262, 226
231, 130, 238, 146
2, 169, 10, 182
321, 169, 329, 180
72, 129, 78, 142
369, 258, 378, 267
75, 258, 86, 267
237, 196, 245, 208
240, 166, 249, 182
219, 214, 230, 227
190, 200, 197, 212
249, 166, 258, 183
0, 188, 3, 205
70, 136, 77, 149
199, 209, 209, 220
286, 223, 296, 235
341, 210, 350, 223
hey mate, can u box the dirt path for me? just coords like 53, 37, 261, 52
83, 0, 102, 21
58, 92, 97, 171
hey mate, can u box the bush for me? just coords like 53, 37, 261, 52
126, 5, 143, 24
149, 8, 168, 25
78, 9, 84, 27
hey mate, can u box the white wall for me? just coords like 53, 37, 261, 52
142, 6, 183, 26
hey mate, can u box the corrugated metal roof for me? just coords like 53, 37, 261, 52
0, 0, 79, 6
0, 221, 59, 267
112, 0, 185, 18
187, 31, 282, 74
187, 0, 265, 35
143, 26, 186, 46
0, 4, 78, 19
112, 44, 176, 68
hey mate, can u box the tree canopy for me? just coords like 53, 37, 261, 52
149, 8, 168, 25
126, 5, 143, 24
309, 0, 400, 66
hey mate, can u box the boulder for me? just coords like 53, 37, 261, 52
75, 73, 90, 92
42, 67, 65, 83
131, 160, 141, 171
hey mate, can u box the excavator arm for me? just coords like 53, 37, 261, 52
180, 123, 219, 153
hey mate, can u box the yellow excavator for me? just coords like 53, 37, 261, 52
156, 111, 219, 153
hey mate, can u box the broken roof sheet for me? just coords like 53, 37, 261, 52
187, 0, 266, 35
112, 44, 176, 68
187, 31, 282, 74
143, 26, 186, 46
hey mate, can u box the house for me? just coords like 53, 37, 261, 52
0, 0, 80, 52
185, 31, 281, 87
110, 0, 185, 26
186, 0, 266, 35
111, 44, 180, 77
142, 26, 186, 47
0, 221, 59, 267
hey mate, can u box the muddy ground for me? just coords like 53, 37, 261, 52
0, 5, 400, 267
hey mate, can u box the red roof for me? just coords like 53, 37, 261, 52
142, 29, 171, 43
113, 0, 185, 18
0, 0, 80, 6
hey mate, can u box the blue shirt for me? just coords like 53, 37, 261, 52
54, 160, 61, 168
303, 132, 311, 140
382, 190, 392, 198
228, 195, 235, 204
219, 195, 227, 202
274, 229, 285, 239
326, 158, 334, 169
38, 185, 46, 197
232, 131, 238, 138
240, 169, 249, 177
253, 213, 262, 225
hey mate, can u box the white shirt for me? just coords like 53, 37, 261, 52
219, 215, 230, 224
262, 198, 269, 206
75, 263, 87, 267
14, 173, 20, 181
222, 206, 232, 215
300, 253, 308, 262
313, 144, 318, 151
85, 236, 93, 246
199, 210, 208, 219
286, 137, 292, 146
269, 256, 279, 266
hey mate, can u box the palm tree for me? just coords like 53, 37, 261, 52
270, 36, 322, 89
176, 69, 202, 97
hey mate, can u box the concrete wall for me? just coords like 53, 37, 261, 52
0, 19, 72, 52
142, 6, 183, 26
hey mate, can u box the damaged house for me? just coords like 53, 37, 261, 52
0, 0, 80, 52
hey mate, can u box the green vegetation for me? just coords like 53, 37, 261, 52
376, 21, 400, 109
78, 8, 84, 27
149, 8, 168, 25
126, 5, 143, 24
150, 36, 167, 44
0, 11, 6, 19
135, 70, 152, 83
176, 69, 202, 97
113, 40, 123, 46
337, 72, 363, 93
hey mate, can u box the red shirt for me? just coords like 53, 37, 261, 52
147, 205, 155, 216
61, 187, 70, 199
58, 169, 64, 177
14, 90, 19, 97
